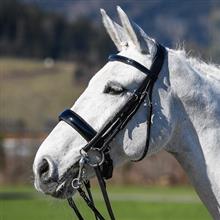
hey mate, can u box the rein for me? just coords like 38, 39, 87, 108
58, 42, 165, 219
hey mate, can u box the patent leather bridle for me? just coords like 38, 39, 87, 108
58, 42, 166, 220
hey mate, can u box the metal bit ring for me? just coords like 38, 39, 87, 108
86, 150, 104, 167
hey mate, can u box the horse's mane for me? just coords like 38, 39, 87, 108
173, 47, 220, 81
187, 56, 220, 81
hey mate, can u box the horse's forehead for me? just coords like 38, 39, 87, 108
119, 48, 150, 65
88, 48, 151, 89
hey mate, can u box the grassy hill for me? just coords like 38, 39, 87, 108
0, 58, 86, 132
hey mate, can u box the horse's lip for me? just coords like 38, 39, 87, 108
56, 181, 66, 193
51, 166, 79, 199
52, 180, 74, 199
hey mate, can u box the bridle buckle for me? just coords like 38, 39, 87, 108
87, 149, 104, 167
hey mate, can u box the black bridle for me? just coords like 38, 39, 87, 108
58, 42, 165, 220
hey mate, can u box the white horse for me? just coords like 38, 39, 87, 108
33, 7, 220, 219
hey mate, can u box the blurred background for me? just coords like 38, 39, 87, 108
1, 0, 219, 219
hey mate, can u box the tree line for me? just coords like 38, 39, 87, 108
0, 0, 115, 64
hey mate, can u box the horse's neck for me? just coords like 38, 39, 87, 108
167, 50, 220, 218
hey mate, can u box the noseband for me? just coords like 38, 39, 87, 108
58, 42, 165, 220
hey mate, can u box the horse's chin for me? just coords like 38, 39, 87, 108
34, 162, 95, 199
50, 169, 95, 199
51, 181, 76, 199
34, 177, 76, 199
34, 165, 80, 199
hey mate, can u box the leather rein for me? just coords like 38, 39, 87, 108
58, 42, 165, 220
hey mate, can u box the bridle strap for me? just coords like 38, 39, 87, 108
77, 188, 105, 220
108, 54, 157, 81
82, 44, 165, 155
133, 81, 154, 161
68, 177, 114, 220
67, 198, 84, 220
149, 43, 166, 74
59, 42, 166, 220
108, 43, 165, 161
94, 166, 115, 220
84, 181, 99, 220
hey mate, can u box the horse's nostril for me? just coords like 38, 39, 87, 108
38, 158, 55, 183
39, 159, 49, 176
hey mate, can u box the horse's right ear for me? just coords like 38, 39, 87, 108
116, 6, 156, 56
100, 9, 127, 51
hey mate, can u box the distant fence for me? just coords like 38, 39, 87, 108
0, 133, 189, 186
0, 134, 44, 185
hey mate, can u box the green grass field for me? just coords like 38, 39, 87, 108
0, 185, 211, 220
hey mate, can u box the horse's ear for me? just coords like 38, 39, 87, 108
101, 9, 127, 51
117, 6, 156, 55
132, 22, 157, 56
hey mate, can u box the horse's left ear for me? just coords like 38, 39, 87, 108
117, 6, 156, 55
101, 8, 127, 51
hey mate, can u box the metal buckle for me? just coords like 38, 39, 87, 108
71, 149, 104, 189
87, 149, 104, 167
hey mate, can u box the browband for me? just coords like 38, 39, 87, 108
108, 54, 157, 81
108, 43, 165, 82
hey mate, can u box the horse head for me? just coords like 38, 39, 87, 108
33, 7, 177, 199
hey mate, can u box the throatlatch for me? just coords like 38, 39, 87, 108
58, 42, 165, 220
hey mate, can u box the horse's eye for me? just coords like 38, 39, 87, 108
103, 81, 125, 95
